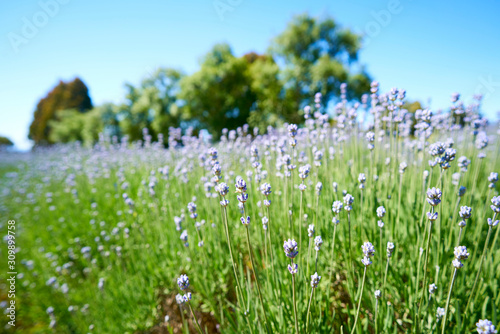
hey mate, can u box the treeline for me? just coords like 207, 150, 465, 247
28, 14, 373, 146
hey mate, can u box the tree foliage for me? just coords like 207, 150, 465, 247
29, 14, 374, 146
179, 44, 256, 137
28, 78, 93, 145
119, 68, 183, 143
271, 14, 371, 109
0, 136, 14, 148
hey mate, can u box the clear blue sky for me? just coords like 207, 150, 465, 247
1, 0, 499, 150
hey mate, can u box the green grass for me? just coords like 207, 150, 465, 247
0, 128, 499, 333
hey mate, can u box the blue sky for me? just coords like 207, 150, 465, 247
1, 0, 499, 150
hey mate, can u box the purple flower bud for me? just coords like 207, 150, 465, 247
476, 319, 497, 334
387, 242, 395, 258
299, 165, 311, 180
235, 178, 247, 193
303, 224, 314, 239
237, 193, 249, 203
187, 202, 197, 213
177, 274, 189, 290
208, 147, 218, 160
176, 294, 185, 304
315, 182, 323, 195
454, 246, 469, 260
314, 236, 323, 251
459, 206, 472, 220
288, 124, 298, 138
362, 241, 375, 257
426, 188, 442, 206
262, 217, 268, 230
491, 196, 500, 213
288, 263, 298, 274
311, 272, 321, 288
180, 230, 188, 247
240, 216, 250, 225
376, 206, 386, 218
183, 292, 192, 302
260, 183, 272, 196
487, 218, 499, 227
399, 162, 408, 174
452, 258, 463, 269
216, 183, 229, 197
344, 194, 354, 211
283, 239, 298, 259
332, 201, 343, 214
361, 257, 372, 266
212, 163, 222, 176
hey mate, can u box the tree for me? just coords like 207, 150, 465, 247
48, 109, 86, 143
119, 68, 183, 143
28, 78, 93, 145
179, 44, 256, 137
0, 136, 14, 149
48, 104, 121, 146
245, 53, 288, 132
271, 14, 371, 114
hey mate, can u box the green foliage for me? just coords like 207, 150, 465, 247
31, 14, 372, 145
2, 128, 498, 333
246, 55, 286, 132
49, 109, 86, 143
179, 44, 255, 137
271, 14, 371, 108
48, 104, 122, 146
0, 136, 14, 147
120, 68, 183, 143
28, 78, 93, 145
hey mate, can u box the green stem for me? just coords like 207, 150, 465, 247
351, 266, 367, 334
396, 173, 403, 239
245, 225, 270, 332
187, 300, 204, 334
292, 271, 299, 334
441, 268, 457, 334
315, 250, 318, 274
419, 206, 435, 311
306, 288, 315, 333
383, 258, 390, 300
222, 206, 247, 311
446, 198, 461, 250
179, 304, 189, 334
465, 215, 496, 313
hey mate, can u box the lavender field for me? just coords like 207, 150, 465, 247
1, 85, 499, 333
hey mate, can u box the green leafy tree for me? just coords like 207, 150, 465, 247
271, 14, 371, 115
81, 103, 121, 145
0, 136, 14, 149
48, 109, 86, 143
48, 104, 121, 146
245, 53, 288, 132
119, 68, 183, 143
28, 78, 93, 145
179, 44, 256, 137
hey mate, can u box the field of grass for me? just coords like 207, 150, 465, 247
1, 92, 500, 333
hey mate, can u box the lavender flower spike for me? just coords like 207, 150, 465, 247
284, 239, 299, 259
476, 319, 497, 334
177, 274, 189, 290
